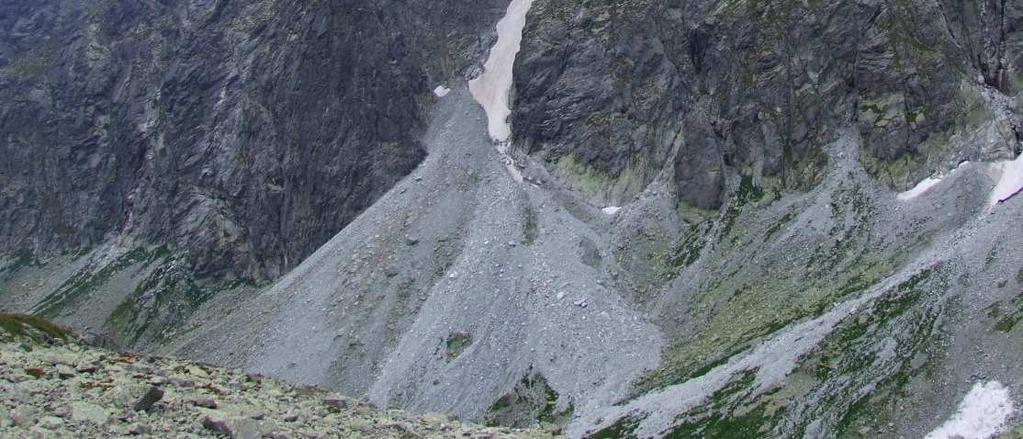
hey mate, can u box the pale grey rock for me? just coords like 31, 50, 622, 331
70, 401, 110, 426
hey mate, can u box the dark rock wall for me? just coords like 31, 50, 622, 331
514, 0, 1023, 208
0, 0, 503, 280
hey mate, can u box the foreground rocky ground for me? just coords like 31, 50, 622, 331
0, 314, 553, 438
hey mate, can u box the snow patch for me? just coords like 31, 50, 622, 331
989, 152, 1023, 206
432, 86, 451, 98
925, 381, 1016, 439
897, 162, 969, 201
468, 0, 533, 143
897, 177, 944, 201
602, 206, 621, 215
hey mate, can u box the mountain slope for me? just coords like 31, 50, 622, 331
0, 0, 506, 347
0, 314, 550, 438
2, 1, 1023, 438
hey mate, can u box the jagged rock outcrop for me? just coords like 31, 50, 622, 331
0, 0, 502, 281
513, 0, 1023, 208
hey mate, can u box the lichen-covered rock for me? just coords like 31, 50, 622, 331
0, 317, 552, 438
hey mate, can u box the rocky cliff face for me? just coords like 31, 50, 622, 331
0, 0, 500, 281
0, 0, 504, 346
513, 0, 1023, 208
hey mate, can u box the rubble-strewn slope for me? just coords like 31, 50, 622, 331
2, 1, 1023, 438
0, 0, 506, 347
0, 314, 552, 438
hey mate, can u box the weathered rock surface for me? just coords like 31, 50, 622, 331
0, 0, 508, 347
513, 0, 1023, 207
0, 314, 551, 438
0, 0, 503, 281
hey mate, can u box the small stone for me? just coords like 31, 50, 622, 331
324, 397, 350, 411
128, 423, 148, 435
134, 386, 164, 412
71, 401, 110, 426
405, 236, 419, 246
202, 416, 234, 436
149, 376, 167, 386
169, 377, 195, 388
187, 365, 209, 378
11, 406, 38, 427
56, 365, 76, 379
39, 416, 63, 430
284, 414, 299, 422
192, 398, 218, 409
75, 363, 98, 374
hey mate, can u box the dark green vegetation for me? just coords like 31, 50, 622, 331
589, 416, 641, 439
105, 261, 214, 346
665, 372, 780, 438
486, 371, 569, 429
637, 183, 904, 393
523, 206, 539, 245
444, 332, 473, 359
813, 268, 947, 437
35, 247, 163, 318
0, 313, 71, 342
987, 291, 1023, 333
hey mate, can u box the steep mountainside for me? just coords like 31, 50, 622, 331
514, 0, 1023, 207
2, 0, 1023, 438
0, 0, 504, 346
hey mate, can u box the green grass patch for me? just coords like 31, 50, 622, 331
590, 415, 641, 439
485, 371, 565, 428
988, 291, 1023, 333
0, 313, 72, 342
444, 332, 472, 359
523, 205, 539, 245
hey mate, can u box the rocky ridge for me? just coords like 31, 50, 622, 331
0, 314, 552, 438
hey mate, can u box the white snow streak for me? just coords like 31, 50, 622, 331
897, 162, 969, 201
468, 0, 533, 143
432, 85, 451, 98
897, 177, 944, 201
602, 206, 621, 215
925, 381, 1016, 439
989, 152, 1023, 206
